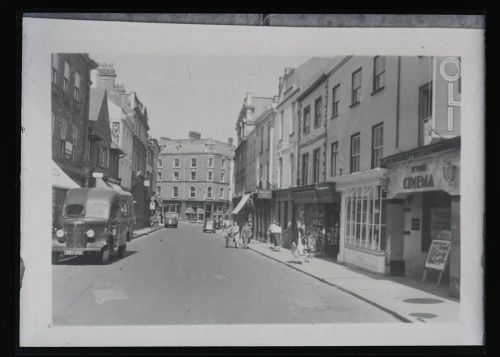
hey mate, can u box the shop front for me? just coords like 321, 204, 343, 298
231, 192, 254, 229
382, 137, 460, 298
273, 188, 294, 248
254, 189, 273, 241
334, 169, 388, 273
291, 183, 340, 258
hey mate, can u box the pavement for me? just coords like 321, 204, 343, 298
52, 221, 399, 325
212, 230, 460, 323
133, 225, 163, 239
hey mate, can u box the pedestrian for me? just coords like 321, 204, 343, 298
268, 220, 282, 252
240, 221, 252, 249
225, 221, 239, 249
292, 218, 305, 263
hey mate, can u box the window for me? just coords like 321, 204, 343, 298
373, 56, 385, 92
351, 68, 362, 105
72, 125, 78, 161
350, 133, 361, 173
221, 172, 225, 183
74, 72, 80, 101
157, 186, 162, 197
63, 62, 70, 92
207, 171, 213, 181
190, 187, 196, 198
301, 153, 309, 185
314, 97, 322, 128
51, 54, 59, 85
331, 84, 340, 118
173, 186, 179, 198
207, 187, 213, 199
302, 105, 310, 134
345, 185, 386, 251
221, 159, 225, 168
97, 145, 108, 167
419, 82, 433, 121
219, 187, 224, 199
266, 162, 269, 187
371, 123, 384, 168
157, 171, 162, 181
60, 118, 67, 140
191, 171, 197, 181
158, 159, 163, 168
173, 171, 180, 181
259, 164, 263, 186
191, 158, 197, 168
330, 141, 338, 177
174, 158, 180, 168
312, 148, 320, 184
290, 153, 295, 186
208, 157, 214, 168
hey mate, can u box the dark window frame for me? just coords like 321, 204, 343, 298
312, 148, 321, 184
330, 141, 338, 177
372, 56, 386, 93
371, 123, 384, 169
350, 133, 361, 173
313, 96, 322, 128
303, 105, 311, 134
301, 152, 309, 185
331, 84, 340, 118
351, 68, 362, 106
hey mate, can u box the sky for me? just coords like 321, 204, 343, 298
91, 54, 309, 143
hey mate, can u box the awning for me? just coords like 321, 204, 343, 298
52, 160, 80, 190
185, 207, 196, 214
231, 193, 251, 214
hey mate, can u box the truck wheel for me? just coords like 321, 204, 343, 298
118, 243, 126, 258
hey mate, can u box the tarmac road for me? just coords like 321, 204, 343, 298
52, 221, 399, 325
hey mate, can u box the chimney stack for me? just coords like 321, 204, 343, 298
188, 131, 201, 140
96, 63, 117, 89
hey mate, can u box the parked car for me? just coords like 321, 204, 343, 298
164, 212, 179, 228
52, 187, 134, 264
203, 219, 216, 233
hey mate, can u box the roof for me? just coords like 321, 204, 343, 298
88, 88, 107, 122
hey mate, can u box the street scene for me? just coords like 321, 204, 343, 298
49, 52, 462, 325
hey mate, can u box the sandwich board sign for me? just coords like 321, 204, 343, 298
422, 237, 452, 286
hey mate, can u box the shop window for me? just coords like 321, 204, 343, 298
350, 133, 360, 173
371, 123, 384, 168
345, 185, 386, 251
421, 191, 451, 252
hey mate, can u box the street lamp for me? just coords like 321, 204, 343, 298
379, 174, 390, 192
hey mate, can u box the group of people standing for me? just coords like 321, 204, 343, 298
221, 217, 312, 263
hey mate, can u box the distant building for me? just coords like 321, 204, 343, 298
157, 132, 235, 221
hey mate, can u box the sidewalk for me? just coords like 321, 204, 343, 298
215, 230, 459, 323
133, 225, 163, 239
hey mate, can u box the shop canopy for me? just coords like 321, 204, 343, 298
52, 160, 80, 190
231, 193, 251, 215
185, 207, 196, 214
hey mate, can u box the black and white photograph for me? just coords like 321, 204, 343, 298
19, 14, 484, 347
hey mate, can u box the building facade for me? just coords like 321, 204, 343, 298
51, 53, 97, 227
157, 132, 235, 221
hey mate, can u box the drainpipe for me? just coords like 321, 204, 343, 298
396, 56, 401, 149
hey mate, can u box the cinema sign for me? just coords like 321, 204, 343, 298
385, 150, 460, 199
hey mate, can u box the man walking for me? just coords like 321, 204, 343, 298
268, 220, 283, 252
240, 221, 252, 249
